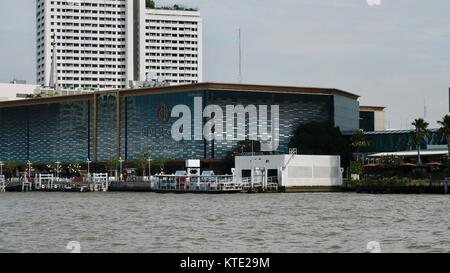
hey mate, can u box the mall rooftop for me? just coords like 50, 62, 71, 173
0, 82, 360, 108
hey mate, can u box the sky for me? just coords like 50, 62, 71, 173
0, 0, 449, 129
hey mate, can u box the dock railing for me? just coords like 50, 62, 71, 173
0, 175, 5, 192
92, 173, 109, 192
153, 175, 240, 192
37, 174, 54, 190
444, 177, 450, 194
267, 176, 279, 192
241, 176, 279, 192
22, 176, 32, 192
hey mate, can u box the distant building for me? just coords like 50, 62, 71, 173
0, 82, 39, 101
9, 79, 27, 85
36, 0, 202, 90
360, 129, 448, 163
359, 105, 385, 131
135, 2, 202, 84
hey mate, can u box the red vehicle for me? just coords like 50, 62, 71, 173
174, 170, 189, 190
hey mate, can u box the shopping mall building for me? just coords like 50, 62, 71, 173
0, 83, 360, 163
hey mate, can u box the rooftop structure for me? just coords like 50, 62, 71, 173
0, 82, 39, 102
359, 105, 386, 131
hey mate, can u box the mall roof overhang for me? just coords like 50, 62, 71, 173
369, 150, 448, 158
360, 105, 386, 112
0, 82, 360, 109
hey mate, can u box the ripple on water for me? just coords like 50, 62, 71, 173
1, 193, 450, 252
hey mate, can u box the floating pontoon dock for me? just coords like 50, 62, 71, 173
152, 175, 243, 194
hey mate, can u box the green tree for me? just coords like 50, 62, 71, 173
438, 115, 450, 156
152, 156, 169, 174
411, 118, 431, 165
105, 157, 119, 176
350, 161, 363, 177
4, 161, 20, 177
135, 152, 150, 177
68, 161, 81, 177
46, 161, 62, 176
288, 122, 352, 167
351, 129, 369, 153
146, 0, 155, 8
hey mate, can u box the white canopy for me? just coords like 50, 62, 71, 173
369, 150, 448, 158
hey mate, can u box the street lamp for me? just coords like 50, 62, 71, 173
119, 157, 124, 181
86, 158, 92, 178
27, 160, 32, 178
250, 158, 254, 189
55, 161, 61, 178
147, 158, 152, 180
0, 161, 4, 176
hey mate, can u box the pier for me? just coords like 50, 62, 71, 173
0, 175, 5, 192
0, 172, 280, 194
91, 173, 109, 192
0, 155, 348, 194
152, 175, 243, 193
241, 176, 279, 193
342, 177, 450, 194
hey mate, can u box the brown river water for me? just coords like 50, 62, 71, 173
0, 192, 449, 253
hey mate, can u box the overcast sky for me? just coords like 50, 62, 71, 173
0, 0, 449, 129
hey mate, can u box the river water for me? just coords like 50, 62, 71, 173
0, 192, 449, 253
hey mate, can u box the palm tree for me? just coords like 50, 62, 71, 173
135, 152, 150, 177
105, 157, 119, 177
438, 115, 450, 156
411, 118, 431, 165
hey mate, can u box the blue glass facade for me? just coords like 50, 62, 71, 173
121, 90, 205, 161
207, 90, 334, 158
120, 90, 335, 160
0, 100, 92, 163
0, 107, 28, 162
97, 93, 117, 161
360, 111, 375, 132
0, 85, 359, 163
333, 95, 360, 132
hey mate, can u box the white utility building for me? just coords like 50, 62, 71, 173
0, 82, 39, 101
234, 155, 344, 188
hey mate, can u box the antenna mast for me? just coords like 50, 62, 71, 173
424, 98, 427, 119
238, 28, 242, 83
49, 34, 59, 90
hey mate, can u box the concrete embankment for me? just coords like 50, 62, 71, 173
281, 186, 342, 193
109, 182, 152, 192
346, 185, 448, 194
341, 181, 450, 194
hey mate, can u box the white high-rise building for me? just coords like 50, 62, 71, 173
36, 0, 133, 90
36, 0, 202, 90
134, 0, 202, 84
